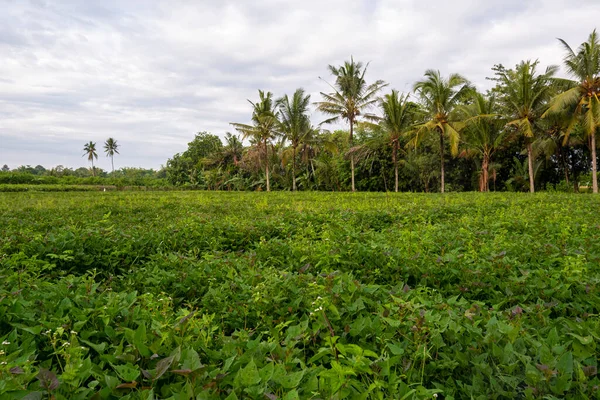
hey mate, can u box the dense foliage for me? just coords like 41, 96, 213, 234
156, 29, 600, 194
1, 191, 599, 399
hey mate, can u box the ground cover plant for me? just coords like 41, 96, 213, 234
0, 191, 599, 399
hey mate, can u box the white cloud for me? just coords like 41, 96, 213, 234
0, 0, 598, 169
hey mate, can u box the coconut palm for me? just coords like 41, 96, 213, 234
544, 29, 600, 193
83, 141, 98, 176
491, 60, 557, 192
231, 90, 280, 191
379, 90, 419, 192
103, 138, 119, 173
411, 70, 473, 193
277, 88, 313, 191
315, 57, 388, 191
459, 93, 506, 192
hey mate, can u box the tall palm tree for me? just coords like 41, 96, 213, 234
231, 90, 280, 192
103, 138, 119, 173
411, 70, 473, 193
491, 61, 557, 193
379, 90, 419, 192
277, 88, 312, 191
459, 93, 506, 192
544, 29, 600, 193
315, 57, 388, 192
83, 141, 98, 177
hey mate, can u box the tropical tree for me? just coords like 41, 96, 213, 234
316, 57, 388, 191
459, 93, 506, 191
104, 138, 119, 173
277, 88, 313, 191
411, 70, 473, 193
544, 29, 600, 193
491, 61, 557, 192
231, 90, 280, 191
82, 141, 98, 176
221, 132, 244, 168
379, 90, 419, 192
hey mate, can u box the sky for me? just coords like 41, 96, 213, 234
0, 0, 599, 170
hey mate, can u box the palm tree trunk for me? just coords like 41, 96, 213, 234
91, 159, 95, 177
111, 155, 114, 173
393, 140, 399, 193
350, 121, 355, 192
292, 145, 297, 191
265, 139, 270, 192
527, 142, 535, 193
482, 154, 489, 192
439, 131, 445, 193
592, 132, 598, 194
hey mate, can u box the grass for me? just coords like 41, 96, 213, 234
0, 191, 599, 399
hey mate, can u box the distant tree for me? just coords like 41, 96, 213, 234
2, 164, 9, 172
104, 138, 120, 173
316, 57, 388, 191
82, 141, 98, 176
491, 61, 557, 192
277, 88, 313, 191
544, 29, 600, 193
231, 90, 280, 192
459, 93, 506, 192
165, 132, 223, 186
379, 90, 419, 192
411, 70, 473, 193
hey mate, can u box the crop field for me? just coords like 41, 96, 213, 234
0, 192, 599, 399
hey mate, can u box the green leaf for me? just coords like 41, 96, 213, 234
557, 352, 573, 376
283, 389, 300, 400
80, 339, 107, 354
277, 370, 304, 389
387, 343, 405, 356
239, 359, 261, 387
181, 348, 203, 371
112, 363, 140, 382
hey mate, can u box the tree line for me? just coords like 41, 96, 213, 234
165, 29, 600, 193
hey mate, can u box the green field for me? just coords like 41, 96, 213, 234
1, 192, 599, 399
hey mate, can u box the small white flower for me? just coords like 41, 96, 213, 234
1, 341, 10, 345
0, 350, 5, 355
0, 361, 6, 365
62, 342, 70, 347
70, 331, 77, 335
433, 394, 438, 398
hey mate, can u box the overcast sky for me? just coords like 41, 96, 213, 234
1, 0, 598, 170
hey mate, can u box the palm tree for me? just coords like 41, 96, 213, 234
231, 90, 280, 192
459, 93, 506, 192
103, 138, 119, 173
491, 61, 557, 193
83, 141, 98, 176
544, 29, 600, 193
315, 57, 388, 192
379, 90, 419, 192
411, 70, 473, 193
277, 88, 312, 191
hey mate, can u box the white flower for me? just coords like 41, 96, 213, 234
62, 342, 70, 347
0, 350, 5, 355
70, 331, 77, 335
1, 341, 10, 345
0, 362, 6, 365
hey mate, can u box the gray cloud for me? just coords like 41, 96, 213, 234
0, 0, 598, 169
